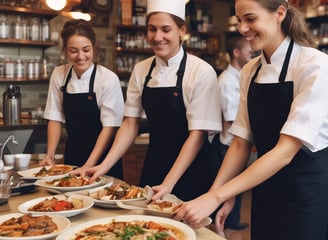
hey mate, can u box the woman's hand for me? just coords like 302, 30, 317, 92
215, 197, 235, 232
151, 184, 173, 201
69, 165, 90, 178
39, 155, 55, 166
85, 163, 109, 182
174, 191, 221, 227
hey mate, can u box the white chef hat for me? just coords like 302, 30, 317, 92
147, 0, 186, 20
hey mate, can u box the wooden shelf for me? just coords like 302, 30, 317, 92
116, 47, 152, 54
0, 5, 58, 19
0, 39, 58, 48
0, 77, 49, 83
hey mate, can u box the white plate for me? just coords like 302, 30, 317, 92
0, 213, 70, 240
67, 183, 148, 209
17, 194, 94, 218
116, 194, 212, 226
17, 165, 74, 180
34, 176, 104, 192
56, 214, 196, 240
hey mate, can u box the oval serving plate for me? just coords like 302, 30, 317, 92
0, 213, 70, 240
18, 194, 94, 218
66, 182, 150, 209
17, 165, 75, 180
34, 176, 105, 192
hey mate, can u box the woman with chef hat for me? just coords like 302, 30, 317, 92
41, 19, 124, 179
175, 0, 328, 239
74, 0, 221, 202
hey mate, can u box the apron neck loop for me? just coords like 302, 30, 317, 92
61, 66, 73, 92
145, 58, 156, 86
176, 50, 187, 89
279, 39, 294, 83
88, 63, 97, 100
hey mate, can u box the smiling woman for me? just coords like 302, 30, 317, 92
40, 19, 124, 180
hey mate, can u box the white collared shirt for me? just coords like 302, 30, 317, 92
231, 38, 328, 152
218, 64, 241, 145
44, 63, 124, 127
124, 47, 222, 138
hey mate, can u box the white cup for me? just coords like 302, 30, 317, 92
4, 154, 15, 167
14, 154, 31, 171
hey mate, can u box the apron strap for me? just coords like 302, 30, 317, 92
279, 39, 294, 83
60, 66, 73, 92
144, 57, 156, 86
88, 64, 97, 100
176, 50, 187, 89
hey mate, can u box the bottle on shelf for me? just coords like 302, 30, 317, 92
29, 17, 40, 41
5, 58, 14, 78
0, 57, 4, 78
21, 17, 28, 40
13, 15, 23, 40
0, 14, 9, 39
41, 19, 50, 41
15, 59, 25, 78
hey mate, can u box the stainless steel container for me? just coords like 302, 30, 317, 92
3, 85, 21, 125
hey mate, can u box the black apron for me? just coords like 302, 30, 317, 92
61, 64, 123, 179
140, 52, 217, 201
248, 40, 328, 240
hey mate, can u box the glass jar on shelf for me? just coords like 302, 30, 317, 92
0, 14, 9, 39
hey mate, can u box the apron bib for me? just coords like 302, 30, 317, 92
248, 40, 328, 240
61, 64, 122, 179
141, 51, 217, 201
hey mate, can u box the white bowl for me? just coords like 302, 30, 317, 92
4, 154, 15, 166
14, 154, 32, 170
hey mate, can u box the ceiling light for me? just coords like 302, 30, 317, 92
46, 0, 67, 11
61, 1, 94, 21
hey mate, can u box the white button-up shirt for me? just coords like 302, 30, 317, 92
44, 63, 124, 127
231, 38, 328, 152
124, 47, 221, 138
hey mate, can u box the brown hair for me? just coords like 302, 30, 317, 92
60, 19, 97, 50
226, 34, 249, 59
236, 0, 317, 47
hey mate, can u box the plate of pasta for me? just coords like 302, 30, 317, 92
55, 214, 195, 240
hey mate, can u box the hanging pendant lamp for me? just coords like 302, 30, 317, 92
45, 0, 67, 11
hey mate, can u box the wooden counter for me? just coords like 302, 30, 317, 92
0, 177, 226, 240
